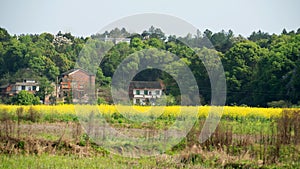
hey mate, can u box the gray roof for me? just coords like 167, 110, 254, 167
0, 84, 10, 89
15, 82, 39, 86
130, 81, 162, 89
61, 68, 95, 76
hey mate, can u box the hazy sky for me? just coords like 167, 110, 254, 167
1, 0, 299, 37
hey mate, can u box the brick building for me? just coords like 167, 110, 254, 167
58, 68, 95, 103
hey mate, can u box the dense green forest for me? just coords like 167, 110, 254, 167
0, 27, 300, 107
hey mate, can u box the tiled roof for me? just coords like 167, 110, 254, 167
0, 84, 10, 89
15, 82, 39, 86
61, 68, 94, 76
130, 81, 162, 89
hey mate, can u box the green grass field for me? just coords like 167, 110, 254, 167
0, 106, 299, 168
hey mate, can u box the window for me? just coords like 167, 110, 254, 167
28, 86, 32, 91
62, 84, 69, 88
144, 90, 148, 95
156, 90, 160, 95
33, 86, 36, 91
136, 90, 140, 95
21, 86, 25, 90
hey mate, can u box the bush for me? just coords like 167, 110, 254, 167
97, 97, 107, 105
267, 100, 291, 108
156, 95, 176, 106
25, 106, 41, 122
11, 91, 41, 105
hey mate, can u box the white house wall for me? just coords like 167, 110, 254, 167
133, 89, 162, 97
14, 85, 39, 92
15, 85, 21, 91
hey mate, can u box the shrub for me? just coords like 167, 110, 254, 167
11, 91, 40, 105
97, 97, 107, 105
25, 106, 41, 122
267, 100, 291, 108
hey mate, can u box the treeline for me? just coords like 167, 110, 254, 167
0, 27, 300, 107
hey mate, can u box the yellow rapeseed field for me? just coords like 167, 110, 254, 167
0, 104, 294, 119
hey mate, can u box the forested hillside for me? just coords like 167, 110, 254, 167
0, 27, 299, 106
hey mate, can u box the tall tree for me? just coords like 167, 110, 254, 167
223, 41, 264, 105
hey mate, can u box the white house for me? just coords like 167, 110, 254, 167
0, 79, 39, 97
129, 81, 163, 105
103, 35, 131, 44
12, 80, 39, 93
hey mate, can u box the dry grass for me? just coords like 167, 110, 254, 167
0, 107, 299, 168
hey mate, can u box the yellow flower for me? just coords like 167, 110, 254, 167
0, 104, 295, 119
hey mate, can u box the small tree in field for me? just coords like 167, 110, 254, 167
11, 90, 40, 105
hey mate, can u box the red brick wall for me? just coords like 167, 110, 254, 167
59, 69, 96, 102
68, 70, 95, 100
69, 70, 95, 88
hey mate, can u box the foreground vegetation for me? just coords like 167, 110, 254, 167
1, 152, 298, 169
0, 105, 299, 168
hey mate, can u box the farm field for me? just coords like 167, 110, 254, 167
0, 105, 299, 168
